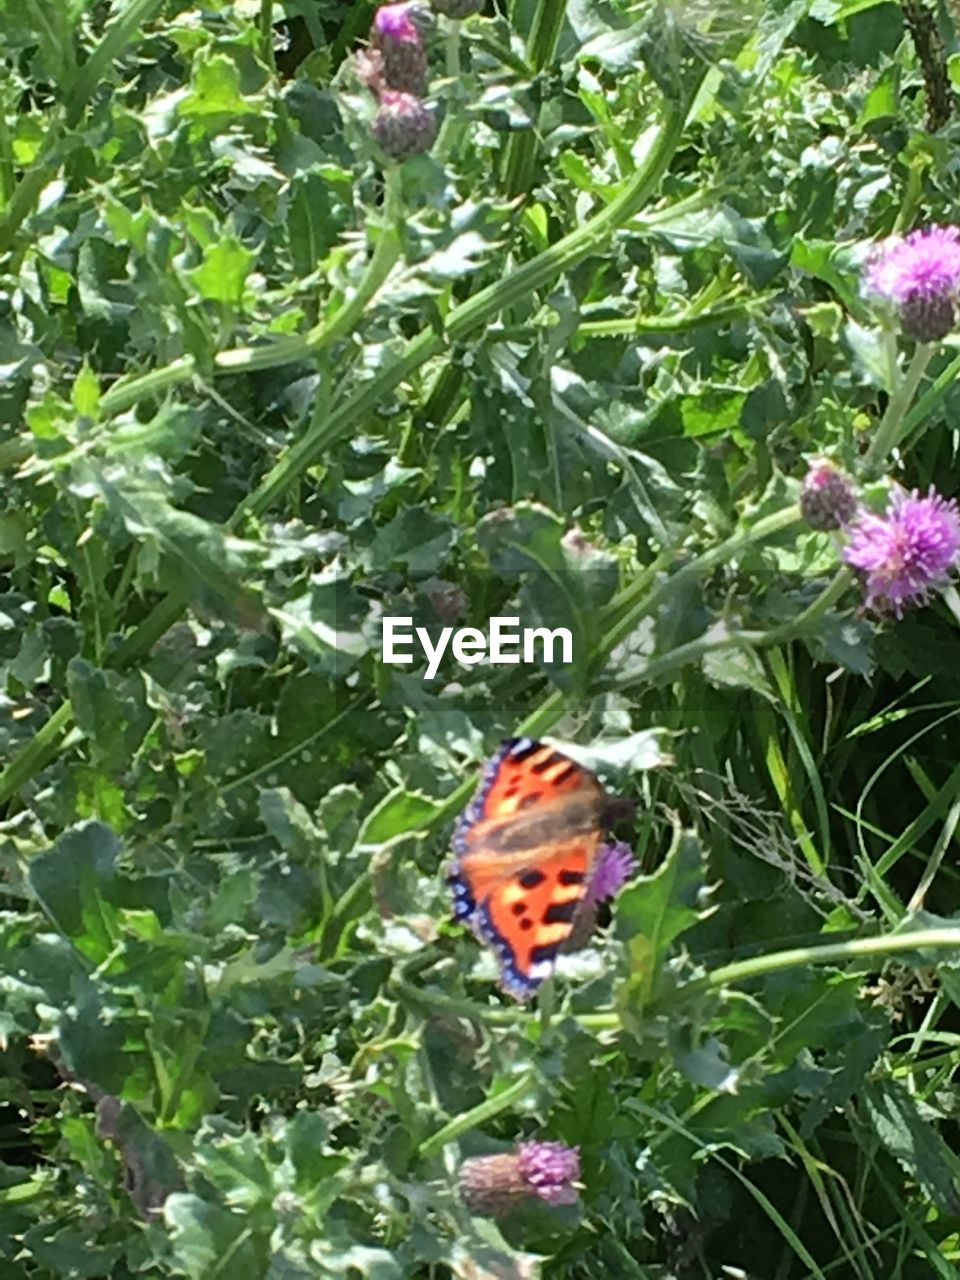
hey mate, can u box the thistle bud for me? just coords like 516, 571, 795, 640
863, 226, 960, 345
432, 0, 485, 16
372, 91, 438, 160
372, 3, 431, 96
800, 459, 858, 532
899, 291, 956, 344
458, 1142, 581, 1218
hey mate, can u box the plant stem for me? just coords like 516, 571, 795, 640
898, 347, 960, 451
416, 1071, 536, 1159
259, 0, 275, 71
435, 23, 464, 159
764, 567, 854, 646
501, 0, 569, 196
392, 979, 520, 1025
702, 927, 960, 990
862, 343, 934, 476
611, 628, 766, 692
0, 148, 60, 255
0, 701, 75, 807
101, 356, 197, 417
599, 504, 802, 664
907, 796, 960, 913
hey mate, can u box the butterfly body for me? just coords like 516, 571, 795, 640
449, 738, 618, 999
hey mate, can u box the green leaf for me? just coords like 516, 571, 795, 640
267, 576, 371, 675
29, 821, 121, 959
862, 1079, 960, 1215
616, 827, 711, 1016
366, 508, 455, 573
66, 659, 152, 774
259, 787, 321, 860
165, 1193, 263, 1279
180, 53, 255, 121
71, 363, 101, 419
358, 789, 441, 851
187, 237, 256, 306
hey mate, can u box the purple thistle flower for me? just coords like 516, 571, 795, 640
864, 226, 960, 342
585, 841, 636, 910
800, 459, 858, 532
459, 1142, 581, 1216
371, 3, 431, 95
373, 2, 424, 42
517, 1141, 581, 1206
843, 486, 960, 615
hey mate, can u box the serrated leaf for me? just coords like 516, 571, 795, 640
863, 1079, 960, 1215
616, 827, 711, 1016
188, 237, 256, 305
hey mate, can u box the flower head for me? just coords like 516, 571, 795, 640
864, 226, 960, 342
800, 459, 858, 532
373, 2, 427, 42
459, 1142, 581, 1217
371, 91, 438, 160
371, 3, 431, 94
843, 486, 960, 615
585, 841, 637, 910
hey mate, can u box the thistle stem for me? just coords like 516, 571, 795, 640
501, 0, 569, 196
435, 23, 464, 158
862, 343, 934, 476
417, 1071, 536, 1159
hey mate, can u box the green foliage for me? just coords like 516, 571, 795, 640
2, 0, 960, 1277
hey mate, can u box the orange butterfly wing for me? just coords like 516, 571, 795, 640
449, 738, 609, 999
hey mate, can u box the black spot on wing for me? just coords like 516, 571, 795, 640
531, 941, 561, 965
544, 900, 578, 925
518, 868, 546, 889
558, 869, 585, 886
475, 901, 542, 1001
511, 901, 527, 917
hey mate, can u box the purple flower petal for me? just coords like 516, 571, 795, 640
843, 486, 960, 615
584, 841, 637, 909
517, 1141, 581, 1205
373, 2, 422, 43
865, 226, 960, 303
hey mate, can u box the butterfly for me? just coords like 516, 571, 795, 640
448, 737, 629, 1000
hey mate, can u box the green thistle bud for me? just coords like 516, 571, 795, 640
372, 92, 438, 160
